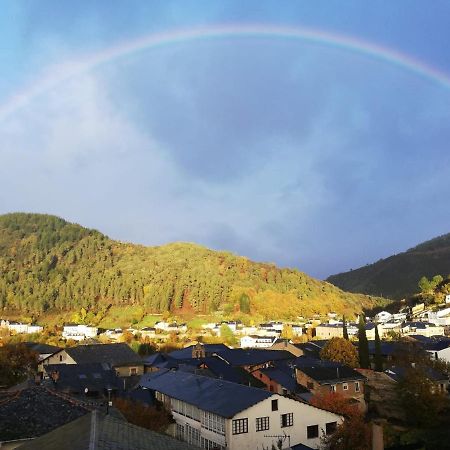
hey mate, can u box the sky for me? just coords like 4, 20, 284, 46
1, 1, 450, 279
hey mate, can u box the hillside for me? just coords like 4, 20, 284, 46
0, 213, 385, 322
327, 233, 450, 300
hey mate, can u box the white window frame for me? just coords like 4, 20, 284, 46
343, 383, 348, 391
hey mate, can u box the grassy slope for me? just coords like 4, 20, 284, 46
327, 233, 450, 300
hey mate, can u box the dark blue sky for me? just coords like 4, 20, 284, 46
1, 1, 450, 278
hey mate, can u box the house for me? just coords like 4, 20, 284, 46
39, 343, 144, 378
252, 361, 311, 401
62, 324, 98, 341
214, 348, 295, 372
23, 342, 61, 361
139, 327, 157, 338
424, 337, 450, 363
401, 321, 445, 337
384, 366, 449, 394
140, 369, 343, 450
15, 410, 198, 450
41, 362, 123, 397
375, 311, 392, 323
295, 359, 366, 409
7, 322, 43, 334
168, 343, 230, 359
270, 339, 305, 357
240, 335, 276, 349
0, 387, 89, 445
295, 341, 328, 359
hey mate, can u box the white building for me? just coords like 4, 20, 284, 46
375, 311, 392, 323
401, 322, 445, 337
240, 335, 276, 349
62, 324, 98, 341
140, 370, 342, 450
7, 322, 43, 334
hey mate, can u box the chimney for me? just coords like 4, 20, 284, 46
371, 422, 384, 450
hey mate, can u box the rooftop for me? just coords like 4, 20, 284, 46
0, 387, 90, 441
140, 369, 273, 418
49, 343, 143, 367
16, 410, 199, 450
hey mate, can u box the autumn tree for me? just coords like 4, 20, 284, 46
114, 397, 173, 432
0, 344, 38, 387
311, 392, 371, 450
219, 324, 237, 346
320, 337, 358, 367
281, 324, 294, 340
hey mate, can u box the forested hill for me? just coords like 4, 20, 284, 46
327, 233, 450, 300
0, 213, 384, 320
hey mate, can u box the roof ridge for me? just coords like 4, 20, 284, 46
88, 410, 98, 450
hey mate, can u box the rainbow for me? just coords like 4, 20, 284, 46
1, 24, 450, 123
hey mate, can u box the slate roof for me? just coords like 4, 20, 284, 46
23, 342, 62, 355
57, 343, 143, 367
296, 361, 366, 384
215, 348, 294, 366
385, 366, 448, 383
291, 444, 315, 450
0, 387, 90, 441
16, 410, 199, 450
168, 343, 229, 359
259, 367, 298, 392
139, 369, 272, 418
43, 363, 122, 394
367, 341, 402, 356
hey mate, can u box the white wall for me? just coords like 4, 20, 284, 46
226, 394, 342, 450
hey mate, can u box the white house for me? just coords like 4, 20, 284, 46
375, 311, 392, 323
240, 335, 276, 349
401, 322, 445, 337
140, 370, 342, 450
7, 322, 43, 334
62, 324, 98, 341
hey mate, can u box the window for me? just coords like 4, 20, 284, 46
280, 413, 293, 428
271, 399, 278, 411
325, 422, 337, 435
307, 425, 319, 439
330, 384, 336, 392
355, 381, 360, 392
129, 367, 137, 375
307, 381, 314, 390
59, 355, 63, 362
256, 417, 270, 432
343, 383, 348, 391
232, 418, 248, 434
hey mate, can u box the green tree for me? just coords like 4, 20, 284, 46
374, 324, 383, 371
320, 337, 358, 368
357, 315, 370, 369
396, 367, 448, 428
239, 293, 251, 314
342, 316, 349, 340
219, 324, 237, 346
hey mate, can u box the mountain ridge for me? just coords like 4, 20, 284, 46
0, 212, 386, 321
327, 233, 450, 300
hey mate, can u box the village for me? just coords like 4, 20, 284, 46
1, 298, 449, 450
